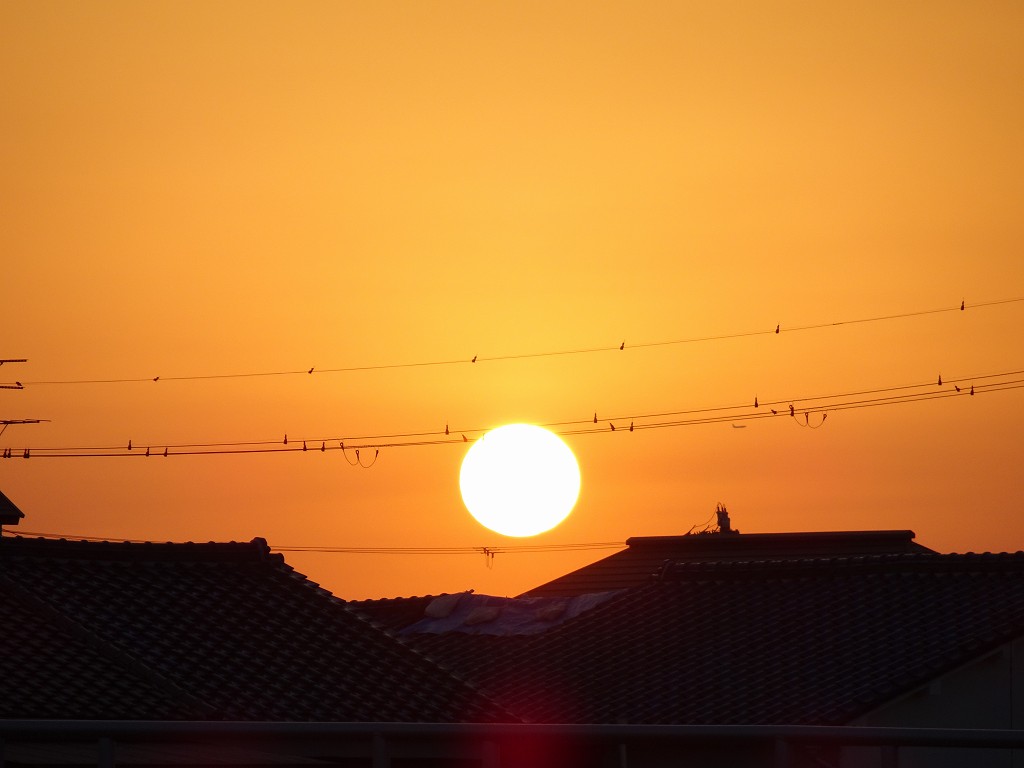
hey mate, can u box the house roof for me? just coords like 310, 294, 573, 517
350, 590, 621, 637
520, 529, 933, 597
353, 547, 1024, 726
0, 535, 515, 722
10, 527, 1024, 729
0, 488, 25, 525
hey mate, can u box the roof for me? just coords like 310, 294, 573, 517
0, 536, 515, 722
354, 549, 1024, 726
350, 590, 621, 637
521, 529, 933, 597
0, 488, 25, 525
10, 528, 1024, 729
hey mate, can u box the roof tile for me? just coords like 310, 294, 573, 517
1, 536, 516, 722
381, 552, 1024, 725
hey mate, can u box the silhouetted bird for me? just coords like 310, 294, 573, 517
961, 300, 965, 310
789, 404, 795, 416
619, 341, 624, 350
593, 412, 597, 423
471, 355, 477, 363
445, 424, 449, 435
754, 397, 759, 408
462, 434, 468, 442
955, 385, 961, 392
153, 377, 159, 382
629, 421, 634, 432
610, 423, 616, 431
128, 440, 132, 450
775, 324, 780, 334
771, 409, 778, 415
970, 385, 975, 395
308, 367, 314, 374
938, 375, 942, 386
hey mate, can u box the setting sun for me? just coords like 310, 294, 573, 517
2, 1, 1022, 600
459, 424, 581, 537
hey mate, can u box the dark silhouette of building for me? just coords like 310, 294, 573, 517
0, 487, 25, 530
4, 501, 1024, 767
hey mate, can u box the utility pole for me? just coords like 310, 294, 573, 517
1, 359, 33, 534
1, 358, 48, 445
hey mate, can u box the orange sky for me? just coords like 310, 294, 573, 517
2, 1, 1022, 599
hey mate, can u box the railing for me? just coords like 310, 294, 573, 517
3, 721, 1024, 767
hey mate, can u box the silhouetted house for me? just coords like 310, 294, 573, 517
520, 528, 933, 597
0, 488, 25, 530
0, 532, 514, 765
352, 530, 1024, 767
5, 514, 1024, 767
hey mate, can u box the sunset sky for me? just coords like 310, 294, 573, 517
2, 1, 1022, 600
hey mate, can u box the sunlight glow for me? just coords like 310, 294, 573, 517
459, 424, 581, 537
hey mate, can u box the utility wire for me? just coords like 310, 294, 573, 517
18, 296, 1024, 386
273, 542, 625, 555
5, 368, 1022, 459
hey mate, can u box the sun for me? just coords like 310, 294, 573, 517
459, 424, 581, 537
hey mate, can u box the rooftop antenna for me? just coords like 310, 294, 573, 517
0, 419, 49, 439
1, 358, 28, 390
2, 361, 49, 438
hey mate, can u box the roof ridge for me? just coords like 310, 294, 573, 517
0, 535, 270, 562
658, 551, 1024, 580
628, 529, 920, 546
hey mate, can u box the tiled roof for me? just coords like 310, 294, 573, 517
0, 536, 515, 722
10, 529, 1024, 728
364, 551, 1024, 725
349, 593, 438, 633
521, 530, 933, 597
0, 578, 202, 720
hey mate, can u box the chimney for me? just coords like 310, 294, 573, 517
716, 503, 738, 534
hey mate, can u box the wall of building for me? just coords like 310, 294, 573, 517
843, 636, 1024, 768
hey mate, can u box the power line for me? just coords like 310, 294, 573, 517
5, 368, 1022, 459
273, 542, 625, 555
18, 296, 1024, 386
